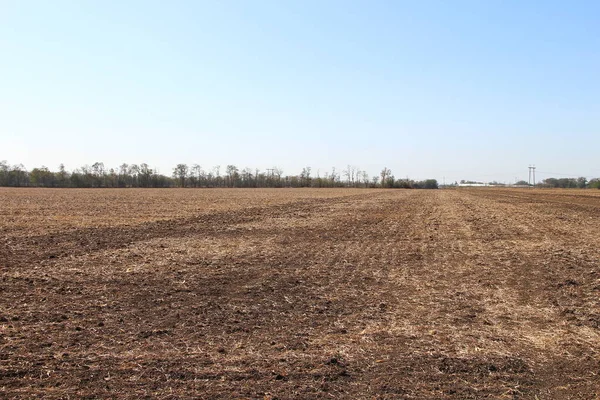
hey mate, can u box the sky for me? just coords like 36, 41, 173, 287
1, 0, 599, 184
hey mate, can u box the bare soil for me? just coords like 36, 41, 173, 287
1, 188, 599, 399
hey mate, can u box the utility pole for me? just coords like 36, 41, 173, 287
528, 165, 536, 188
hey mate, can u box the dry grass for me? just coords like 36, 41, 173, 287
1, 188, 599, 399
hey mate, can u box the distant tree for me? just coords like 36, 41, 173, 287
254, 168, 261, 187
206, 170, 215, 187
313, 170, 325, 188
380, 167, 392, 188
589, 178, 600, 189
57, 164, 69, 187
150, 168, 173, 188
212, 165, 221, 187
0, 161, 8, 186
30, 166, 54, 187
273, 167, 283, 187
129, 164, 140, 187
422, 179, 438, 189
289, 175, 300, 187
106, 168, 118, 187
0, 160, 472, 190
241, 167, 253, 187
385, 175, 395, 188
71, 166, 94, 187
361, 171, 370, 187
190, 164, 202, 187
543, 177, 583, 188
91, 162, 105, 187
350, 166, 359, 187
341, 165, 352, 187
343, 165, 353, 187
9, 164, 28, 187
300, 167, 312, 187
330, 167, 339, 186
559, 178, 577, 188
139, 163, 153, 187
394, 179, 412, 189
118, 163, 129, 187
225, 165, 239, 187
173, 164, 189, 187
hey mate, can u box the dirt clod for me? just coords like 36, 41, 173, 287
1, 187, 599, 398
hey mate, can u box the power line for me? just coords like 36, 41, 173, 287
536, 170, 586, 177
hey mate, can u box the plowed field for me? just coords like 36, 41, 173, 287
1, 188, 599, 399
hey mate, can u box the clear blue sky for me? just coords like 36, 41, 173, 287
1, 0, 599, 183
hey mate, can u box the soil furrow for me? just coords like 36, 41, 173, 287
1, 188, 599, 399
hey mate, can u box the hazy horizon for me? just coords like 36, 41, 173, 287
2, 1, 599, 184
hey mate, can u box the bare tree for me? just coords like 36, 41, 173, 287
350, 165, 357, 187
255, 168, 261, 187
118, 163, 129, 187
139, 163, 153, 187
380, 167, 392, 188
91, 162, 105, 187
273, 167, 283, 187
173, 164, 189, 187
57, 163, 68, 186
361, 171, 370, 187
344, 166, 351, 187
300, 167, 312, 187
191, 164, 202, 187
11, 164, 28, 187
226, 165, 239, 187
212, 165, 221, 187
107, 168, 118, 187
241, 167, 253, 187
0, 161, 8, 186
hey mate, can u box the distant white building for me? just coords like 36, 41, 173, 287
458, 183, 488, 187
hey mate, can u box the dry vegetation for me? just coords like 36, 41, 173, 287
1, 187, 599, 399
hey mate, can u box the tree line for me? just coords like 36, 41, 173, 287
453, 177, 600, 189
0, 161, 439, 189
540, 177, 600, 189
512, 177, 600, 189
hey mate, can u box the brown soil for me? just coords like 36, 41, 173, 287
1, 188, 599, 399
